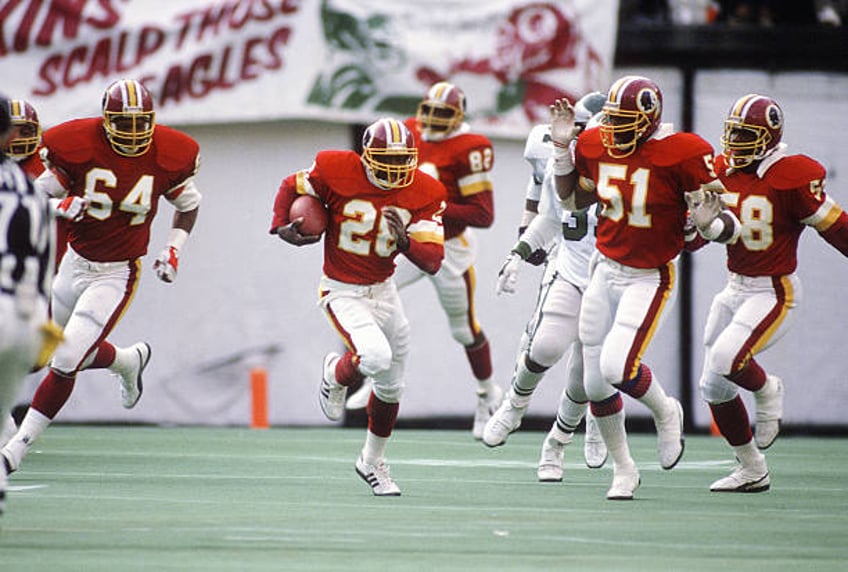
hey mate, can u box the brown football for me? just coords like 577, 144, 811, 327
289, 195, 328, 236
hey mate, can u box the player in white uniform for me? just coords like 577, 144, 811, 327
0, 95, 57, 514
483, 93, 610, 480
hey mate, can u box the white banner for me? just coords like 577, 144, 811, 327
0, 0, 618, 137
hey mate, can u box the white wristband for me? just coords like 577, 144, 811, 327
167, 228, 189, 250
552, 145, 574, 176
699, 217, 724, 241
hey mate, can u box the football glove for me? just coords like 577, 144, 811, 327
54, 196, 88, 222
496, 252, 522, 296
275, 221, 322, 246
382, 206, 410, 252
153, 246, 179, 283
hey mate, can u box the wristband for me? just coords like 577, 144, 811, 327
167, 228, 189, 250
511, 241, 532, 261
552, 145, 574, 176
699, 217, 724, 241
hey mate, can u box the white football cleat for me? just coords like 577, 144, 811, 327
655, 397, 685, 470
607, 463, 641, 500
345, 378, 373, 410
119, 342, 151, 409
537, 434, 566, 482
319, 353, 347, 421
482, 392, 526, 447
583, 412, 608, 469
754, 375, 784, 450
473, 384, 503, 440
710, 458, 770, 493
355, 455, 401, 496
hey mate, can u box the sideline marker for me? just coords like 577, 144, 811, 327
250, 367, 269, 429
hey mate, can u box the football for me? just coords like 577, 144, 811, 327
289, 195, 328, 236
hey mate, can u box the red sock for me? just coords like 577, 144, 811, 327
614, 363, 652, 399
465, 334, 492, 380
728, 359, 766, 392
30, 370, 76, 419
709, 396, 753, 446
590, 392, 624, 417
335, 351, 365, 387
367, 395, 399, 437
86, 341, 116, 369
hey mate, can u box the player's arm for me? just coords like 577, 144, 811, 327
802, 194, 848, 256
443, 190, 494, 229
549, 98, 594, 210
684, 182, 741, 244
270, 170, 322, 246
33, 153, 89, 222
387, 203, 445, 275
496, 179, 560, 295
155, 165, 203, 283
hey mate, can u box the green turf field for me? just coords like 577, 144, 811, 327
1, 426, 846, 571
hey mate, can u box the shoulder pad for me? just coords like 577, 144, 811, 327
413, 170, 449, 203
575, 127, 605, 159
762, 155, 825, 190
41, 118, 101, 163
314, 150, 363, 192
524, 124, 552, 162
402, 116, 420, 139
153, 126, 200, 172
646, 132, 713, 167
454, 132, 493, 151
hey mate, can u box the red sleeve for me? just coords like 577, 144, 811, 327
818, 210, 848, 257
403, 240, 443, 275
269, 173, 298, 233
684, 233, 709, 252
443, 190, 494, 232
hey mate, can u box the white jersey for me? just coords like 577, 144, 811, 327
518, 157, 597, 291
522, 124, 553, 204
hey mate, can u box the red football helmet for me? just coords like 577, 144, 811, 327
361, 117, 418, 189
101, 79, 155, 157
721, 94, 783, 170
416, 81, 466, 140
599, 76, 663, 158
4, 99, 41, 160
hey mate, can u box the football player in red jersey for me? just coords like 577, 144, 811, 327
552, 75, 740, 500
348, 82, 498, 440
1, 79, 202, 476
271, 117, 446, 496
701, 94, 848, 493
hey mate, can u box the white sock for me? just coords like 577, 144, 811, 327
108, 345, 133, 375
593, 409, 635, 469
555, 389, 588, 432
547, 423, 574, 446
476, 378, 496, 396
636, 375, 673, 419
513, 352, 546, 396
361, 431, 389, 466
2, 408, 51, 470
733, 440, 765, 468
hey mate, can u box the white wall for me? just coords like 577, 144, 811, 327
19, 69, 848, 429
